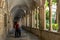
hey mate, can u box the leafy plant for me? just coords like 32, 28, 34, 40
52, 24, 58, 30
46, 23, 58, 30
46, 10, 49, 20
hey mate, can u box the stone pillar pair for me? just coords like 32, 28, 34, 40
29, 10, 32, 29
29, 10, 36, 29
39, 0, 53, 31
57, 0, 60, 32
39, 0, 46, 30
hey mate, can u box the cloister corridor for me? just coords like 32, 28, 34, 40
0, 0, 60, 40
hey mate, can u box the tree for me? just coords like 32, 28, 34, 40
46, 10, 49, 20
52, 0, 56, 4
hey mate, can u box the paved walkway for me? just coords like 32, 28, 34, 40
6, 29, 40, 40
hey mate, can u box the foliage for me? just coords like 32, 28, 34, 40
46, 0, 57, 30
46, 10, 49, 20
45, 0, 49, 7
46, 23, 58, 30
52, 0, 57, 4
35, 13, 39, 20
45, 0, 57, 7
46, 23, 49, 29
52, 24, 58, 30
34, 0, 57, 30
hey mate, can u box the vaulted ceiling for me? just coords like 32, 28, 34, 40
6, 0, 39, 22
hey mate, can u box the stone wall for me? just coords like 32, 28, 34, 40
23, 27, 60, 40
0, 9, 7, 40
0, 0, 9, 39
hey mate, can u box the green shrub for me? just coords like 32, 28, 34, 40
52, 24, 58, 30
46, 23, 58, 30
46, 23, 49, 29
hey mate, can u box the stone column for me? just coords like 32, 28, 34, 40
57, 0, 60, 32
21, 17, 25, 26
27, 15, 29, 27
56, 0, 59, 24
23, 17, 24, 26
39, 0, 46, 30
25, 14, 27, 27
36, 8, 39, 29
24, 16, 26, 26
0, 0, 2, 4
26, 11, 28, 27
29, 10, 32, 29
20, 18, 22, 26
0, 8, 6, 40
32, 10, 35, 28
0, 0, 4, 8
48, 0, 53, 31
56, 8, 58, 23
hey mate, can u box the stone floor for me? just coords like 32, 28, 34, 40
6, 29, 40, 40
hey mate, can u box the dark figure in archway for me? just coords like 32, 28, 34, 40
14, 22, 21, 37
